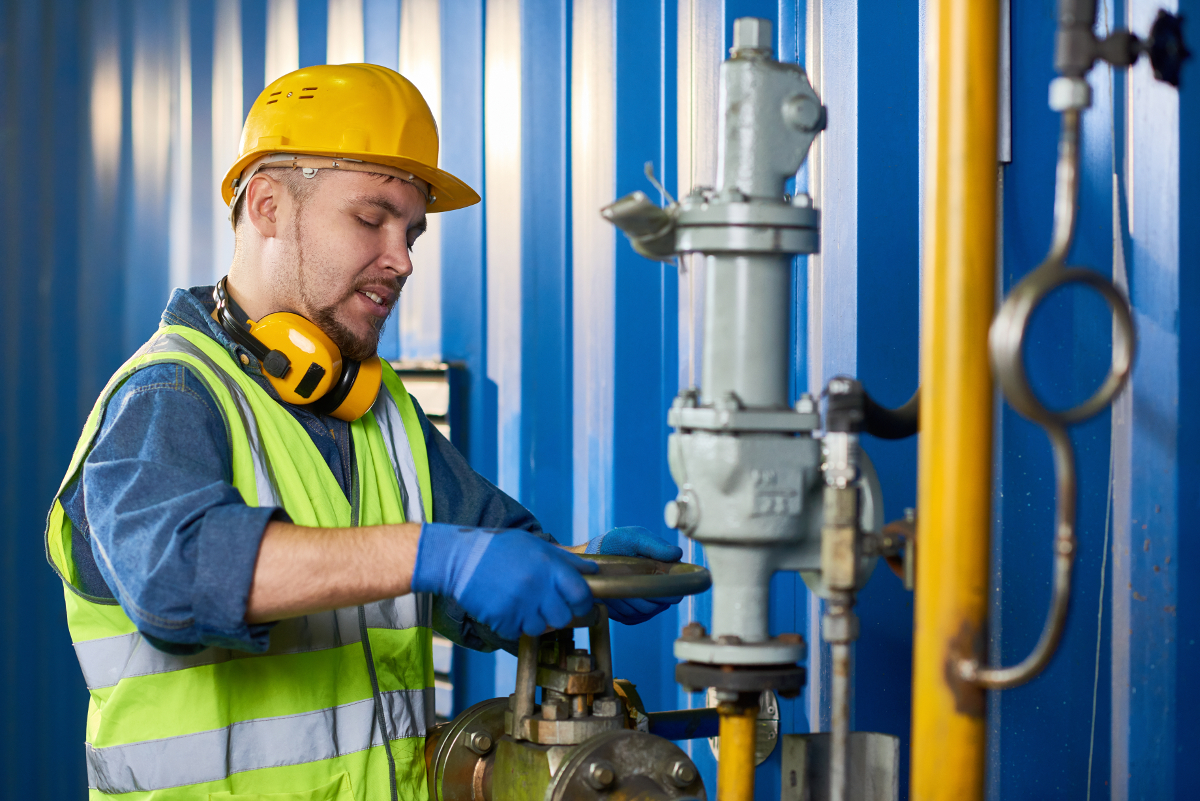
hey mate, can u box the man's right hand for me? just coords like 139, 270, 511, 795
411, 523, 598, 641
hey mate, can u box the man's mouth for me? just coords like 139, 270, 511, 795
353, 284, 397, 318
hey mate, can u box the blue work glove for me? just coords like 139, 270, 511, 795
585, 526, 685, 625
412, 523, 598, 640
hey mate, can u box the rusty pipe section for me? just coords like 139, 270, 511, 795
910, 0, 999, 798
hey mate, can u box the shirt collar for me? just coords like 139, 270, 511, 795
161, 286, 265, 379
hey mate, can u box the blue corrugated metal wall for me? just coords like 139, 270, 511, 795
1, 1, 1196, 798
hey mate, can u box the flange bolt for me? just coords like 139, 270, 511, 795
466, 730, 493, 755
585, 761, 616, 790
593, 696, 621, 718
669, 760, 698, 787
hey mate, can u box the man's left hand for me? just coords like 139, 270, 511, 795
583, 526, 685, 625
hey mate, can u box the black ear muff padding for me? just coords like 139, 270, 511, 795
309, 359, 360, 417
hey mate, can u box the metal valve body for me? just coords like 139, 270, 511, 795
425, 609, 707, 801
604, 17, 882, 677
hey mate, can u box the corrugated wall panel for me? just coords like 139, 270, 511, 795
395, 0, 442, 363
2, 3, 1198, 798
1, 1, 89, 795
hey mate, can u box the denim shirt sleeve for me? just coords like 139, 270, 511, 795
414, 396, 551, 654
74, 362, 280, 653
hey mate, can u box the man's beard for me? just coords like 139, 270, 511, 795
310, 300, 388, 362
292, 215, 398, 362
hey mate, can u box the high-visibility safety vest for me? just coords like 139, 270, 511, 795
45, 326, 435, 801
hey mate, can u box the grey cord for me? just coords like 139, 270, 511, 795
1085, 432, 1115, 801
1088, 9, 1119, 794
359, 605, 400, 801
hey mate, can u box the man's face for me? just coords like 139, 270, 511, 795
264, 170, 427, 361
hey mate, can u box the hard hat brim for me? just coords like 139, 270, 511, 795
221, 147, 480, 214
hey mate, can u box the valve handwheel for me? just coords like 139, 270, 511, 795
578, 554, 712, 600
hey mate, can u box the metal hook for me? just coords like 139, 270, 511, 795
962, 107, 1136, 691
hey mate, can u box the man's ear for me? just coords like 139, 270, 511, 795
244, 173, 281, 238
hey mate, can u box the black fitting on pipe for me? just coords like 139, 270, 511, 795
825, 378, 866, 434
1053, 0, 1189, 86
825, 377, 919, 440
864, 388, 920, 440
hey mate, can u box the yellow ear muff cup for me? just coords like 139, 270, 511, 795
328, 356, 382, 422
249, 312, 343, 405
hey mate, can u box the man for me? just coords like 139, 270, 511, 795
47, 64, 680, 800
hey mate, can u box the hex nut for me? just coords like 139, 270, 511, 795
1049, 76, 1092, 111
593, 697, 621, 718
669, 760, 698, 787
732, 17, 772, 52
566, 653, 594, 673
541, 698, 570, 721
585, 761, 616, 790
466, 730, 493, 755
681, 621, 708, 641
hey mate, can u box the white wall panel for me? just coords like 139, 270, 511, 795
266, 0, 299, 84
212, 0, 243, 281
169, 1, 193, 291
398, 0, 443, 362
806, 0, 857, 393
571, 0, 616, 542
485, 0, 523, 498
676, 0, 720, 393
327, 0, 364, 64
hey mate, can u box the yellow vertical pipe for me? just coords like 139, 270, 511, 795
717, 704, 758, 801
911, 0, 999, 798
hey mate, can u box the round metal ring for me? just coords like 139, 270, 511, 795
989, 263, 1135, 427
579, 555, 712, 599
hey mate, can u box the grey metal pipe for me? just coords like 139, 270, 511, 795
830, 641, 851, 801
513, 634, 539, 727
705, 544, 775, 643
589, 605, 615, 698
701, 254, 793, 408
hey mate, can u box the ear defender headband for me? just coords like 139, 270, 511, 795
213, 278, 382, 422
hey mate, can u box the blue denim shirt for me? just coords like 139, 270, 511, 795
60, 287, 542, 655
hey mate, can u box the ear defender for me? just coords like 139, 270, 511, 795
213, 278, 382, 421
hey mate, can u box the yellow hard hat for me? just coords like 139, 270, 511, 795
221, 63, 479, 214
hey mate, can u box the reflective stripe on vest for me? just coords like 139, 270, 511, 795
73, 595, 433, 690
50, 326, 435, 801
145, 332, 282, 507
86, 688, 429, 794
374, 386, 426, 524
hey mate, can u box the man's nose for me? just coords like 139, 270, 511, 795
380, 231, 414, 278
